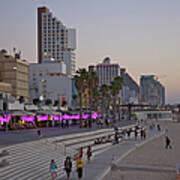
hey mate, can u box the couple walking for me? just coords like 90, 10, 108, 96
49, 157, 72, 180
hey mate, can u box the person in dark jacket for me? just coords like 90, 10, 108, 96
64, 156, 72, 180
165, 136, 172, 149
87, 146, 92, 163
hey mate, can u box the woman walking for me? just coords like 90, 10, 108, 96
87, 146, 92, 163
64, 156, 72, 180
50, 159, 57, 180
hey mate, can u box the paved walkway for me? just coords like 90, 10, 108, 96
68, 123, 162, 180
102, 121, 180, 180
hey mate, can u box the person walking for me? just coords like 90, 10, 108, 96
165, 136, 172, 149
143, 130, 146, 140
134, 129, 138, 141
76, 155, 84, 180
49, 159, 57, 180
140, 129, 144, 140
64, 156, 72, 180
157, 124, 161, 131
80, 147, 83, 157
37, 129, 42, 139
87, 146, 92, 163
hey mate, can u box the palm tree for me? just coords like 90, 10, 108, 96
110, 76, 123, 122
100, 84, 110, 118
74, 68, 88, 128
177, 104, 180, 112
87, 71, 98, 127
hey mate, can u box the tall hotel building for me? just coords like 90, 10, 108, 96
96, 57, 120, 86
37, 7, 76, 75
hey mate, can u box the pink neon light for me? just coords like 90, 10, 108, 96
21, 115, 35, 122
0, 114, 11, 123
37, 114, 49, 121
0, 113, 101, 123
51, 115, 59, 121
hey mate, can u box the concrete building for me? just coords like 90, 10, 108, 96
0, 82, 12, 110
140, 75, 165, 106
37, 6, 76, 75
29, 61, 72, 107
120, 68, 139, 104
96, 57, 120, 86
0, 50, 29, 102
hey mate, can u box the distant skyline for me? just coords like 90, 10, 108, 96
0, 0, 180, 104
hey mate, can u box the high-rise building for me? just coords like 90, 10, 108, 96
140, 75, 165, 106
120, 68, 139, 104
37, 6, 76, 75
0, 50, 29, 102
96, 57, 120, 86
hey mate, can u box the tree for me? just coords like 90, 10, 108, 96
177, 104, 180, 112
19, 96, 24, 104
45, 99, 52, 106
74, 68, 88, 128
33, 98, 40, 105
110, 76, 123, 122
100, 84, 110, 118
87, 71, 99, 127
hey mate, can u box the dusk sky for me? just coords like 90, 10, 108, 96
0, 0, 180, 104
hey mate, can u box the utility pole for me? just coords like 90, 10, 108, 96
5, 94, 8, 132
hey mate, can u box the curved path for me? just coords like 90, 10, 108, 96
102, 121, 180, 180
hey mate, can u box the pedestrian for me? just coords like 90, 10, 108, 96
134, 129, 138, 141
140, 129, 144, 140
115, 132, 119, 144
64, 156, 72, 180
127, 129, 131, 139
80, 147, 83, 157
37, 129, 42, 139
157, 124, 161, 131
49, 159, 57, 180
111, 154, 117, 169
76, 155, 84, 180
87, 146, 92, 163
143, 130, 146, 140
165, 136, 172, 149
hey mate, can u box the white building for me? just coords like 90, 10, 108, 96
38, 6, 76, 75
96, 57, 120, 86
29, 61, 72, 107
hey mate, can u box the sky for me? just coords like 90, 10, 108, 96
0, 0, 180, 104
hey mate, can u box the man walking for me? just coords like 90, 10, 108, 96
76, 155, 84, 180
165, 136, 172, 149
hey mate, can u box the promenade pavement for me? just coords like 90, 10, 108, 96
76, 122, 162, 180
0, 122, 136, 180
102, 121, 180, 180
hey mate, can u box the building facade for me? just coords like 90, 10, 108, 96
120, 68, 139, 104
0, 82, 12, 110
0, 50, 29, 102
96, 57, 120, 87
140, 75, 165, 106
37, 6, 76, 75
29, 61, 72, 107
